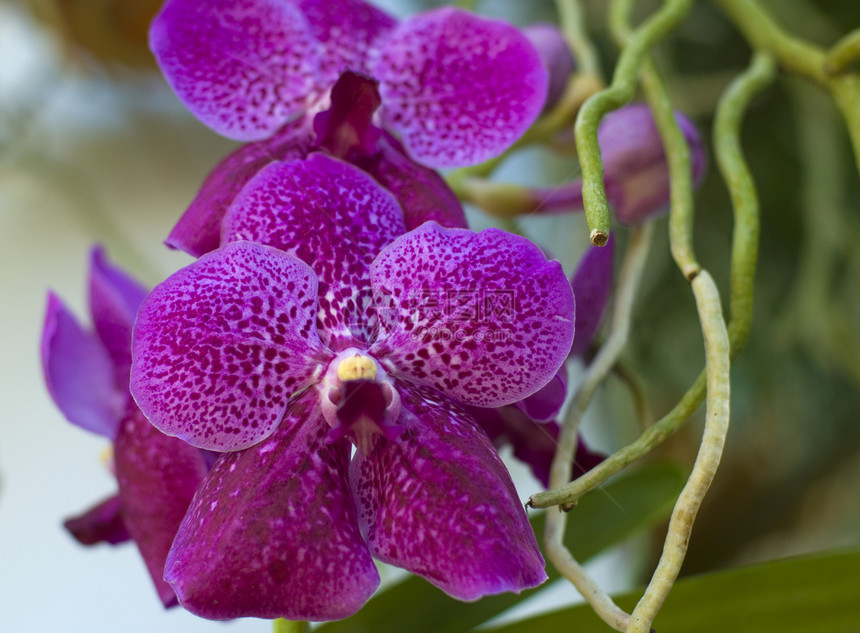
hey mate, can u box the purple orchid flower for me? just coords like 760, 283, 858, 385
41, 247, 208, 607
150, 0, 547, 169
168, 71, 468, 258
129, 153, 574, 620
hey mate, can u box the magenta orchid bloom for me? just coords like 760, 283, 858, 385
41, 247, 208, 607
168, 71, 468, 258
150, 0, 547, 169
130, 153, 574, 620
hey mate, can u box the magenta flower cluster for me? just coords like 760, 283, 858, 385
38, 0, 661, 623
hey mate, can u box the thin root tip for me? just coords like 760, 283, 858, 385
590, 229, 609, 247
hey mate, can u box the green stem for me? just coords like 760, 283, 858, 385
530, 51, 775, 511
627, 272, 732, 633
544, 222, 654, 633
710, 0, 860, 176
825, 28, 860, 75
556, 0, 603, 78
574, 0, 694, 246
716, 53, 776, 356
609, 0, 700, 278
642, 57, 701, 279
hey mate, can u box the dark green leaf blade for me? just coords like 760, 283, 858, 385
318, 462, 685, 633
484, 548, 860, 633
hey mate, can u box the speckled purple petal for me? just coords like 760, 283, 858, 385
514, 366, 567, 422
166, 390, 379, 620
41, 293, 124, 438
114, 407, 208, 608
88, 247, 148, 386
356, 134, 468, 229
351, 383, 546, 599
222, 153, 406, 351
130, 241, 332, 452
570, 236, 614, 357
373, 8, 548, 168
150, 0, 321, 141
64, 494, 131, 546
166, 117, 314, 257
369, 223, 574, 408
293, 0, 396, 84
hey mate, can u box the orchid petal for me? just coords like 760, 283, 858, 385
351, 384, 546, 600
514, 366, 568, 423
114, 407, 209, 608
570, 236, 614, 357
369, 223, 574, 408
88, 247, 148, 385
150, 0, 321, 141
356, 134, 468, 230
131, 241, 332, 452
166, 117, 314, 257
63, 494, 130, 546
293, 0, 396, 84
373, 8, 547, 168
166, 391, 379, 620
222, 153, 406, 351
42, 293, 124, 438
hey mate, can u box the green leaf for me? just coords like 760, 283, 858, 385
484, 548, 860, 633
318, 461, 685, 633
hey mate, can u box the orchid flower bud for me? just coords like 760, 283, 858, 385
524, 23, 577, 113
599, 103, 707, 224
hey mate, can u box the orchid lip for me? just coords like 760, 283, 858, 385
319, 348, 402, 454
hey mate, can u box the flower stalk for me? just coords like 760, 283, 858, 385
530, 20, 775, 516
710, 0, 860, 176
574, 0, 694, 246
627, 271, 731, 633
825, 28, 860, 76
555, 0, 602, 78
543, 221, 654, 632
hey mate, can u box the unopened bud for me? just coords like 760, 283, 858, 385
524, 23, 577, 113
598, 103, 706, 224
